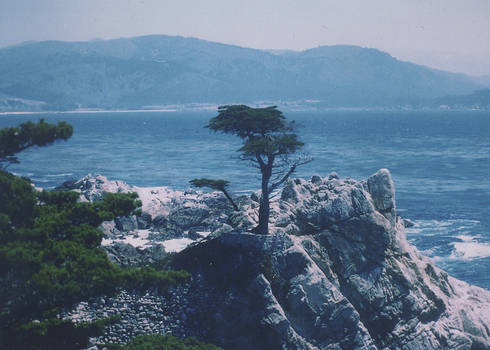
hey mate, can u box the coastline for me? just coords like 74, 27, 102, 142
0, 108, 181, 116
1, 106, 488, 116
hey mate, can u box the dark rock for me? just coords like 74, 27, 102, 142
311, 175, 322, 184
280, 180, 298, 202
167, 206, 210, 231
103, 242, 167, 267
55, 179, 78, 191
137, 212, 152, 229
403, 218, 415, 228
250, 192, 260, 203
187, 229, 201, 240
114, 216, 138, 232
152, 215, 167, 229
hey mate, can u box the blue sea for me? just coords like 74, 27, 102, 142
1, 110, 489, 290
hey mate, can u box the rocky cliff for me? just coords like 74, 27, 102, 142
60, 170, 490, 349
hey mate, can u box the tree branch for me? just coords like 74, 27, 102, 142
269, 163, 296, 192
255, 153, 266, 171
268, 154, 313, 192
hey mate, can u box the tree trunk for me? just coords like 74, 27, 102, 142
221, 189, 239, 211
257, 161, 272, 234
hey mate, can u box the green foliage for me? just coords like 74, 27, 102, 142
1, 315, 121, 350
97, 192, 143, 218
239, 133, 303, 156
106, 334, 223, 350
0, 122, 192, 348
122, 267, 189, 291
207, 105, 289, 138
0, 180, 142, 327
189, 178, 239, 211
0, 170, 37, 228
0, 174, 188, 347
0, 169, 185, 348
206, 104, 304, 170
0, 119, 73, 167
189, 178, 229, 191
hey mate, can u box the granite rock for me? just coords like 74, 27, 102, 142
64, 170, 490, 350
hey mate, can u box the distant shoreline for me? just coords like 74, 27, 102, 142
0, 108, 195, 116
1, 106, 488, 116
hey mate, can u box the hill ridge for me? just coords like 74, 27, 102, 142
0, 35, 484, 111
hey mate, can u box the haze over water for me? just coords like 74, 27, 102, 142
1, 110, 489, 289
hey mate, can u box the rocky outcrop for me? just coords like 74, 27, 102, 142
63, 170, 490, 349
58, 174, 241, 264
103, 243, 167, 267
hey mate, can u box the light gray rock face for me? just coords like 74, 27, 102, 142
366, 168, 396, 214
63, 171, 490, 350
57, 174, 132, 202
165, 169, 489, 350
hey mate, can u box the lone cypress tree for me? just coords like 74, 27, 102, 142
207, 105, 310, 234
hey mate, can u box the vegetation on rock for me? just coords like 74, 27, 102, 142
189, 178, 238, 211
207, 105, 310, 234
0, 121, 189, 349
106, 334, 223, 350
6, 315, 121, 350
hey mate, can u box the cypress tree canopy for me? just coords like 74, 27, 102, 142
206, 105, 310, 234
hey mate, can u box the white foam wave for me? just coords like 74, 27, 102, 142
406, 219, 481, 236
406, 227, 424, 235
46, 173, 73, 177
455, 234, 481, 242
450, 241, 490, 260
31, 178, 51, 183
406, 218, 489, 262
420, 248, 435, 256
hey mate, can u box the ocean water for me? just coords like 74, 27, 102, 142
1, 110, 489, 290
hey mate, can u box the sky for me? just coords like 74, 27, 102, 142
1, 0, 489, 76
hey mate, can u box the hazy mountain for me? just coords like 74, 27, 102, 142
429, 89, 490, 109
0, 35, 485, 111
470, 75, 490, 88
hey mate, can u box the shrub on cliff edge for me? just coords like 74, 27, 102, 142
106, 334, 223, 350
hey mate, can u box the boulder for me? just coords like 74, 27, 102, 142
167, 206, 211, 232
136, 212, 152, 229
114, 216, 138, 232
366, 168, 396, 214
104, 242, 167, 267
